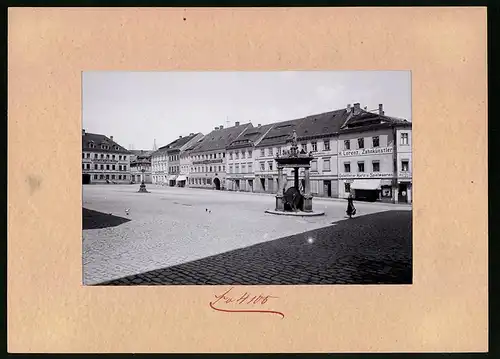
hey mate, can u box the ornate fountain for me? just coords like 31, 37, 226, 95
265, 130, 325, 216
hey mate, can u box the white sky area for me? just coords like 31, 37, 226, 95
83, 71, 411, 150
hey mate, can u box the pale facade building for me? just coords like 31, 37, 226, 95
129, 150, 154, 184
82, 129, 131, 184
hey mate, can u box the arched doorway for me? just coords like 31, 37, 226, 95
82, 173, 91, 185
214, 177, 221, 190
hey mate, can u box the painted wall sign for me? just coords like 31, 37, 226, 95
339, 172, 393, 179
193, 158, 224, 165
398, 171, 412, 178
339, 146, 393, 157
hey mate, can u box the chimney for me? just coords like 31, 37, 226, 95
219, 125, 224, 129
189, 132, 194, 136
179, 135, 182, 138
82, 129, 86, 136
353, 103, 361, 114
110, 135, 113, 141
378, 104, 384, 115
258, 124, 261, 127
214, 126, 219, 130
235, 121, 240, 126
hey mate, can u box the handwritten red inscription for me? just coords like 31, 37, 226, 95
209, 287, 284, 319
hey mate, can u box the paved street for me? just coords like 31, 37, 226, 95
83, 184, 412, 285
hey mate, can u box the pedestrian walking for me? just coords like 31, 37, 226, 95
346, 193, 356, 218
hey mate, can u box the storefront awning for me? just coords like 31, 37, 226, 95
168, 175, 177, 181
176, 175, 186, 182
351, 179, 381, 190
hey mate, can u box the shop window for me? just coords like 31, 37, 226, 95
372, 136, 380, 148
401, 160, 409, 171
344, 140, 350, 150
323, 140, 330, 151
357, 162, 365, 172
344, 163, 351, 173
372, 161, 380, 172
358, 138, 364, 149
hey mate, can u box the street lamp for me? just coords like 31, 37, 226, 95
137, 160, 149, 193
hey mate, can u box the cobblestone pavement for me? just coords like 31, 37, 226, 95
100, 210, 412, 285
83, 184, 412, 285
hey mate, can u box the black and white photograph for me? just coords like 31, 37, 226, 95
82, 71, 413, 286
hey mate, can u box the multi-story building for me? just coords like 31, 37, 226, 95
82, 129, 131, 184
151, 145, 169, 185
164, 133, 203, 187
188, 122, 251, 190
254, 109, 346, 196
130, 150, 154, 184
225, 123, 273, 192
337, 103, 412, 203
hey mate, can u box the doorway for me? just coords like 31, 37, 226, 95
82, 173, 91, 184
323, 180, 332, 197
248, 179, 253, 192
398, 183, 408, 203
214, 177, 221, 190
260, 178, 266, 191
235, 179, 240, 191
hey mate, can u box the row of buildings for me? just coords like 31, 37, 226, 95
82, 102, 412, 203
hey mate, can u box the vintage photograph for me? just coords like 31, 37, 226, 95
82, 71, 413, 286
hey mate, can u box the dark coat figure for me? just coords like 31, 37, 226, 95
346, 194, 356, 218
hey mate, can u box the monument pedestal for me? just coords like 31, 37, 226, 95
302, 194, 313, 212
138, 183, 149, 193
275, 194, 284, 211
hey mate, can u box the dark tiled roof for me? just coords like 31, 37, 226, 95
226, 123, 274, 150
82, 132, 130, 154
190, 124, 252, 153
166, 133, 201, 151
256, 109, 348, 148
342, 110, 410, 129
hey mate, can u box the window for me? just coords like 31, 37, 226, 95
94, 153, 98, 159
268, 148, 273, 156
301, 143, 307, 152
112, 165, 115, 170
248, 163, 253, 172
106, 174, 109, 179
323, 159, 331, 171
401, 133, 409, 145
94, 175, 98, 179
223, 153, 225, 158
248, 150, 252, 157
311, 142, 317, 152
229, 165, 233, 173
241, 151, 246, 159
358, 162, 365, 172
323, 140, 330, 151
242, 164, 246, 173
119, 155, 122, 160
94, 164, 98, 170
311, 160, 317, 172
86, 164, 90, 169
124, 156, 127, 160
87, 153, 90, 158
344, 182, 351, 193
101, 154, 104, 159
268, 161, 273, 171
235, 164, 240, 173
234, 152, 238, 159
372, 161, 380, 172
344, 140, 350, 150
100, 165, 104, 170
111, 175, 115, 180
372, 136, 380, 148
106, 154, 110, 159
123, 165, 127, 171
82, 164, 85, 170
401, 160, 409, 171
100, 175, 104, 179
260, 162, 265, 171
358, 138, 364, 149
112, 155, 115, 159
209, 166, 213, 172
260, 148, 265, 156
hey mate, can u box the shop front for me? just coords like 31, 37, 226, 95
350, 179, 381, 202
168, 175, 177, 187
176, 175, 187, 187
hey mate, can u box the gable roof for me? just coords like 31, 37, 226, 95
341, 109, 410, 130
82, 132, 130, 154
190, 123, 252, 153
256, 109, 348, 148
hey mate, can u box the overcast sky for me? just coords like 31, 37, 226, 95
83, 71, 411, 150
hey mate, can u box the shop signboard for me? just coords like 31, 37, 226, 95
339, 172, 393, 179
339, 146, 393, 157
